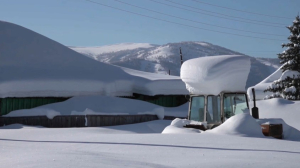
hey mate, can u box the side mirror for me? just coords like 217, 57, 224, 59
185, 95, 190, 101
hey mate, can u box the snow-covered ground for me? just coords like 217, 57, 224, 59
1, 98, 300, 167
1, 118, 300, 167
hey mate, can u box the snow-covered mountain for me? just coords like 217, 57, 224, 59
70, 42, 280, 88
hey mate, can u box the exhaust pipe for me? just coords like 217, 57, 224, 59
251, 88, 259, 119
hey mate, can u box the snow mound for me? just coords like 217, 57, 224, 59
181, 55, 250, 95
206, 113, 264, 138
161, 118, 204, 134
0, 21, 187, 97
4, 96, 165, 119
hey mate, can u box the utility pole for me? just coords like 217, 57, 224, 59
169, 70, 170, 75
180, 47, 183, 65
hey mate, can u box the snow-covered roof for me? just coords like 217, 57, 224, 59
0, 21, 188, 98
247, 65, 283, 100
180, 55, 250, 95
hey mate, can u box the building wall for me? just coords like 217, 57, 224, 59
130, 93, 188, 107
0, 97, 69, 116
0, 95, 188, 116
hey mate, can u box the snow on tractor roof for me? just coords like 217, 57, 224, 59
180, 55, 250, 95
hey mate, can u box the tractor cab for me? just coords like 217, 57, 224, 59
180, 55, 251, 129
188, 92, 249, 129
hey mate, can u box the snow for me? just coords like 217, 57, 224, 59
0, 21, 187, 98
207, 113, 264, 138
2, 21, 300, 167
251, 98, 300, 130
249, 98, 300, 141
1, 118, 300, 167
71, 43, 155, 56
195, 42, 210, 46
3, 96, 165, 119
180, 55, 250, 95
247, 66, 300, 100
278, 70, 300, 81
2, 97, 300, 167
247, 65, 283, 100
162, 118, 205, 134
255, 58, 280, 69
284, 86, 296, 93
121, 67, 188, 95
71, 42, 279, 89
164, 103, 189, 117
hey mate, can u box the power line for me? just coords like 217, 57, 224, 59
115, 0, 285, 37
85, 0, 284, 41
191, 0, 293, 20
165, 0, 285, 26
243, 51, 280, 53
149, 0, 285, 28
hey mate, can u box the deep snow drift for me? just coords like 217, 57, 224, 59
0, 21, 187, 98
181, 55, 250, 95
162, 112, 300, 141
207, 113, 264, 138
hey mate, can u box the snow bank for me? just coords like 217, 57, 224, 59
206, 113, 264, 138
0, 21, 187, 98
4, 96, 165, 119
250, 98, 300, 135
181, 55, 250, 95
257, 118, 300, 141
248, 65, 300, 101
247, 65, 283, 100
162, 118, 205, 134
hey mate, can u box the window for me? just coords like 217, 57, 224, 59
207, 96, 221, 124
223, 94, 248, 119
189, 96, 205, 122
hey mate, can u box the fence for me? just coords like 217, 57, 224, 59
0, 115, 158, 128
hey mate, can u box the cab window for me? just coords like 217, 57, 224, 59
189, 96, 205, 122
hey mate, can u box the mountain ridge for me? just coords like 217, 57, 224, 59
70, 41, 280, 88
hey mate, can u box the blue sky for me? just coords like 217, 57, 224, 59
0, 0, 299, 58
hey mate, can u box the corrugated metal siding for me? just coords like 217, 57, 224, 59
0, 97, 69, 116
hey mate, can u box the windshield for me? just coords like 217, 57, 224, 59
207, 95, 221, 124
189, 96, 205, 122
223, 93, 248, 119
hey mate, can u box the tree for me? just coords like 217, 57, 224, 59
264, 15, 300, 100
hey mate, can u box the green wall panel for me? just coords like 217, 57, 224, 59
0, 97, 69, 116
130, 94, 188, 107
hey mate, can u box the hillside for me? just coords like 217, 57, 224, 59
71, 42, 281, 88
